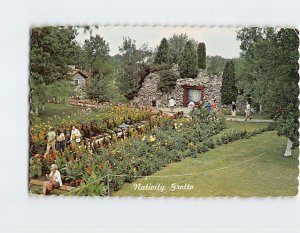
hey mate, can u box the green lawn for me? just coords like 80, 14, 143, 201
31, 103, 88, 123
114, 122, 299, 197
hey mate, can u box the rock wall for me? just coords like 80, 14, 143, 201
133, 65, 222, 107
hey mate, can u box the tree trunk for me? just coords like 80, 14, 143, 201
35, 107, 39, 115
284, 138, 292, 157
259, 104, 262, 113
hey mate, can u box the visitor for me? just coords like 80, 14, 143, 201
245, 102, 251, 121
56, 128, 66, 153
188, 101, 195, 111
65, 127, 71, 146
205, 100, 212, 113
231, 101, 237, 121
212, 99, 217, 112
44, 127, 56, 157
43, 164, 62, 195
168, 97, 176, 113
156, 99, 160, 110
151, 98, 157, 108
70, 125, 82, 148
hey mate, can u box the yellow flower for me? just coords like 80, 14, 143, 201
142, 136, 146, 141
149, 135, 156, 142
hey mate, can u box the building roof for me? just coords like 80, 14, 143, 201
68, 68, 91, 79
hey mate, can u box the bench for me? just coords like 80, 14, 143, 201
30, 179, 73, 192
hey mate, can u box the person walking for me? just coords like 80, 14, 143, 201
156, 99, 160, 110
44, 127, 56, 157
231, 101, 237, 121
151, 98, 156, 108
205, 99, 212, 113
56, 129, 66, 153
245, 101, 251, 121
188, 101, 195, 111
212, 99, 217, 112
168, 97, 176, 113
70, 125, 82, 149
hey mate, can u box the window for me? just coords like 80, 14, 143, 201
75, 79, 79, 87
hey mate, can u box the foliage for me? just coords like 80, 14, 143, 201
30, 26, 78, 85
31, 80, 73, 112
67, 173, 107, 196
30, 26, 78, 112
157, 69, 178, 92
197, 43, 206, 69
29, 157, 42, 178
178, 41, 199, 79
220, 60, 238, 105
236, 27, 299, 144
168, 33, 189, 64
118, 37, 152, 99
82, 35, 110, 71
206, 55, 229, 76
154, 38, 169, 64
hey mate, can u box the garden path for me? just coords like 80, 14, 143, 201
158, 107, 274, 123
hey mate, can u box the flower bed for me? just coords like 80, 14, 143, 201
30, 105, 165, 155
30, 108, 229, 195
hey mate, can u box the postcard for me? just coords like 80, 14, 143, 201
29, 26, 299, 197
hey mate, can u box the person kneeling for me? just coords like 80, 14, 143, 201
43, 164, 62, 195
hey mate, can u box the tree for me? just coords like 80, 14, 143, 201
30, 26, 78, 113
220, 60, 237, 105
157, 69, 178, 92
178, 41, 199, 79
168, 33, 189, 64
197, 42, 206, 69
206, 56, 229, 76
236, 27, 299, 145
154, 38, 169, 64
30, 26, 78, 85
118, 37, 151, 99
85, 61, 126, 103
82, 35, 110, 71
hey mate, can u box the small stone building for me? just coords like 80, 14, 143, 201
68, 66, 90, 97
133, 65, 222, 107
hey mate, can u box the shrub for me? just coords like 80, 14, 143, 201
29, 157, 42, 178
206, 139, 215, 149
157, 69, 178, 92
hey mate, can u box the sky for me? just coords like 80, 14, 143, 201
76, 26, 242, 59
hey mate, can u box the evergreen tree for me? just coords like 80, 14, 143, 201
157, 69, 178, 92
197, 42, 206, 69
154, 38, 169, 64
178, 41, 199, 79
220, 60, 237, 105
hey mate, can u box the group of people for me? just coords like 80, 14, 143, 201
44, 125, 82, 157
187, 98, 218, 113
151, 96, 252, 120
231, 101, 252, 121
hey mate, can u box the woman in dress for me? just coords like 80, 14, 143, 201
231, 101, 237, 121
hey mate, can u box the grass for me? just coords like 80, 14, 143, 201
31, 103, 88, 123
114, 122, 298, 197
